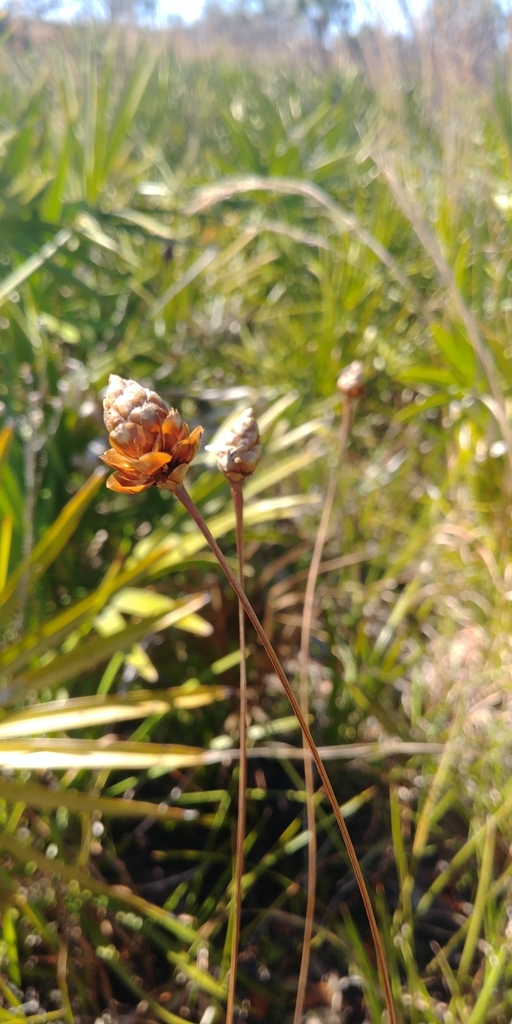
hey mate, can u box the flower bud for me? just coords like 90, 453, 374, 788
210, 408, 262, 485
100, 375, 203, 493
103, 375, 170, 458
336, 361, 364, 400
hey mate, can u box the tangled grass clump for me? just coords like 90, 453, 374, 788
1, 18, 512, 1023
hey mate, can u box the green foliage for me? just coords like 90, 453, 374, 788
0, 21, 512, 1023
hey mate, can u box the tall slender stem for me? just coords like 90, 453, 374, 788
293, 399, 352, 1024
225, 482, 247, 1024
174, 483, 397, 1024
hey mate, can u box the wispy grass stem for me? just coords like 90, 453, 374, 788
293, 397, 352, 1024
174, 483, 397, 1024
225, 481, 247, 1024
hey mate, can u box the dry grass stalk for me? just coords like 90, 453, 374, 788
210, 408, 262, 1023
293, 364, 363, 1024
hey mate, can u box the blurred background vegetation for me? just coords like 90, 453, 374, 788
1, 0, 512, 1021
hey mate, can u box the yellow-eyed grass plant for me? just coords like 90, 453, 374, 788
100, 374, 397, 1024
293, 361, 364, 1024
208, 407, 262, 1024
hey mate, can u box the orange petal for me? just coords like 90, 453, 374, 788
100, 449, 135, 472
106, 473, 152, 494
136, 452, 172, 472
189, 425, 205, 446
101, 449, 171, 475
161, 414, 188, 451
173, 426, 204, 465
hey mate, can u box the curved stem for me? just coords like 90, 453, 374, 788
293, 399, 352, 1024
174, 483, 397, 1024
225, 483, 247, 1024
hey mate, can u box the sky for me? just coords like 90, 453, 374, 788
160, 0, 429, 32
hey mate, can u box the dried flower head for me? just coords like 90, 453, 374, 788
210, 407, 262, 485
100, 375, 203, 493
336, 361, 364, 400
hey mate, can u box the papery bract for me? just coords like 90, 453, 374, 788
209, 407, 262, 485
100, 375, 203, 493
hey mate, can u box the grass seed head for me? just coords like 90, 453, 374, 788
210, 407, 262, 484
100, 374, 203, 493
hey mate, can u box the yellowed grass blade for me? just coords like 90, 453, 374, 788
9, 592, 211, 699
110, 587, 213, 635
0, 515, 12, 593
0, 468, 106, 612
0, 739, 205, 770
0, 776, 197, 821
0, 684, 228, 737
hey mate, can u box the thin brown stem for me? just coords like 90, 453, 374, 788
293, 398, 352, 1024
174, 483, 397, 1024
225, 482, 247, 1024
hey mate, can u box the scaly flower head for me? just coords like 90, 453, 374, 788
337, 361, 364, 400
100, 374, 203, 493
210, 407, 262, 485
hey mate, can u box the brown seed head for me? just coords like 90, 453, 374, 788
100, 374, 203, 493
336, 361, 364, 400
211, 407, 262, 485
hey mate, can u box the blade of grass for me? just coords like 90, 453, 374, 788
457, 816, 496, 985
0, 229, 73, 308
412, 700, 465, 867
465, 942, 508, 1024
186, 174, 417, 299
0, 775, 195, 820
0, 515, 12, 593
2, 907, 20, 987
0, 829, 199, 945
376, 155, 512, 485
0, 467, 106, 614
0, 686, 226, 737
56, 945, 74, 1024
8, 592, 211, 701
